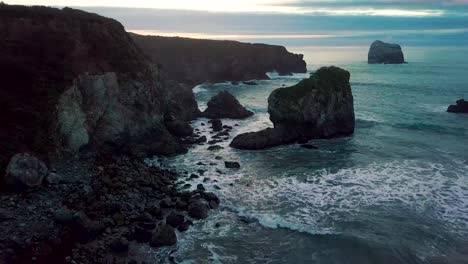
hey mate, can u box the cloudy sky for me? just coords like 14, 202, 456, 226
8, 0, 468, 46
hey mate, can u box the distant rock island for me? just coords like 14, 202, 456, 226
447, 99, 468, 113
131, 34, 307, 85
230, 66, 355, 150
368, 40, 405, 64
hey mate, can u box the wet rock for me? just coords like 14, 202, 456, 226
149, 224, 177, 247
231, 66, 355, 150
189, 174, 199, 179
147, 205, 163, 220
202, 91, 254, 119
447, 99, 468, 113
209, 119, 223, 132
188, 200, 209, 219
197, 184, 205, 192
165, 212, 185, 228
207, 145, 224, 151
368, 40, 405, 64
225, 161, 240, 169
4, 153, 48, 189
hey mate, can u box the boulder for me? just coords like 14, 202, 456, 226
225, 161, 241, 169
149, 224, 177, 247
165, 212, 185, 229
368, 40, 405, 64
4, 153, 48, 189
447, 99, 468, 113
188, 200, 209, 219
209, 119, 223, 132
202, 91, 254, 119
231, 66, 355, 150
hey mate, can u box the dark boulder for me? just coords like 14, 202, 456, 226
231, 66, 355, 150
149, 224, 177, 248
225, 161, 241, 169
188, 200, 209, 219
4, 153, 48, 189
447, 99, 468, 113
368, 40, 405, 64
209, 119, 223, 132
165, 212, 185, 229
202, 91, 254, 119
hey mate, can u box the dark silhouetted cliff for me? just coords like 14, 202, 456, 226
131, 34, 307, 85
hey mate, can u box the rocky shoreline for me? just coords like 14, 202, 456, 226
0, 3, 307, 263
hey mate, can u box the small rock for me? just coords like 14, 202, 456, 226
177, 220, 193, 232
207, 145, 224, 151
197, 184, 205, 192
225, 161, 241, 169
133, 226, 152, 242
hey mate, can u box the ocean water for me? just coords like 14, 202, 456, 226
148, 46, 468, 264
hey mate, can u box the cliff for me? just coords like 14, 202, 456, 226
0, 5, 198, 172
130, 34, 307, 85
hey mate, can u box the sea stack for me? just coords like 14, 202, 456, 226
230, 66, 355, 150
368, 40, 405, 64
202, 91, 254, 119
447, 99, 468, 113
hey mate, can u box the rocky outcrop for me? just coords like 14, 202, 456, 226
231, 66, 355, 150
130, 34, 307, 85
202, 91, 254, 119
368, 40, 405, 64
5, 153, 48, 189
447, 99, 468, 113
0, 5, 198, 172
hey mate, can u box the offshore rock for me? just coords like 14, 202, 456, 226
447, 99, 468, 113
368, 40, 405, 64
231, 66, 355, 150
202, 91, 254, 119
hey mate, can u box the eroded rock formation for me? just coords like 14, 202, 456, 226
368, 40, 405, 64
231, 66, 355, 150
202, 91, 254, 119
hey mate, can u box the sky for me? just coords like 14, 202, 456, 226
6, 0, 468, 47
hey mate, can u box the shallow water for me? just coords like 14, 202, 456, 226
148, 47, 468, 263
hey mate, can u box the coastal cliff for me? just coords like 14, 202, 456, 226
130, 34, 307, 85
0, 5, 199, 172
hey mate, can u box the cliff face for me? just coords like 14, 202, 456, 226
131, 34, 307, 85
0, 5, 197, 171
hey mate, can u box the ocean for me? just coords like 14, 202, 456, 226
148, 46, 468, 263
